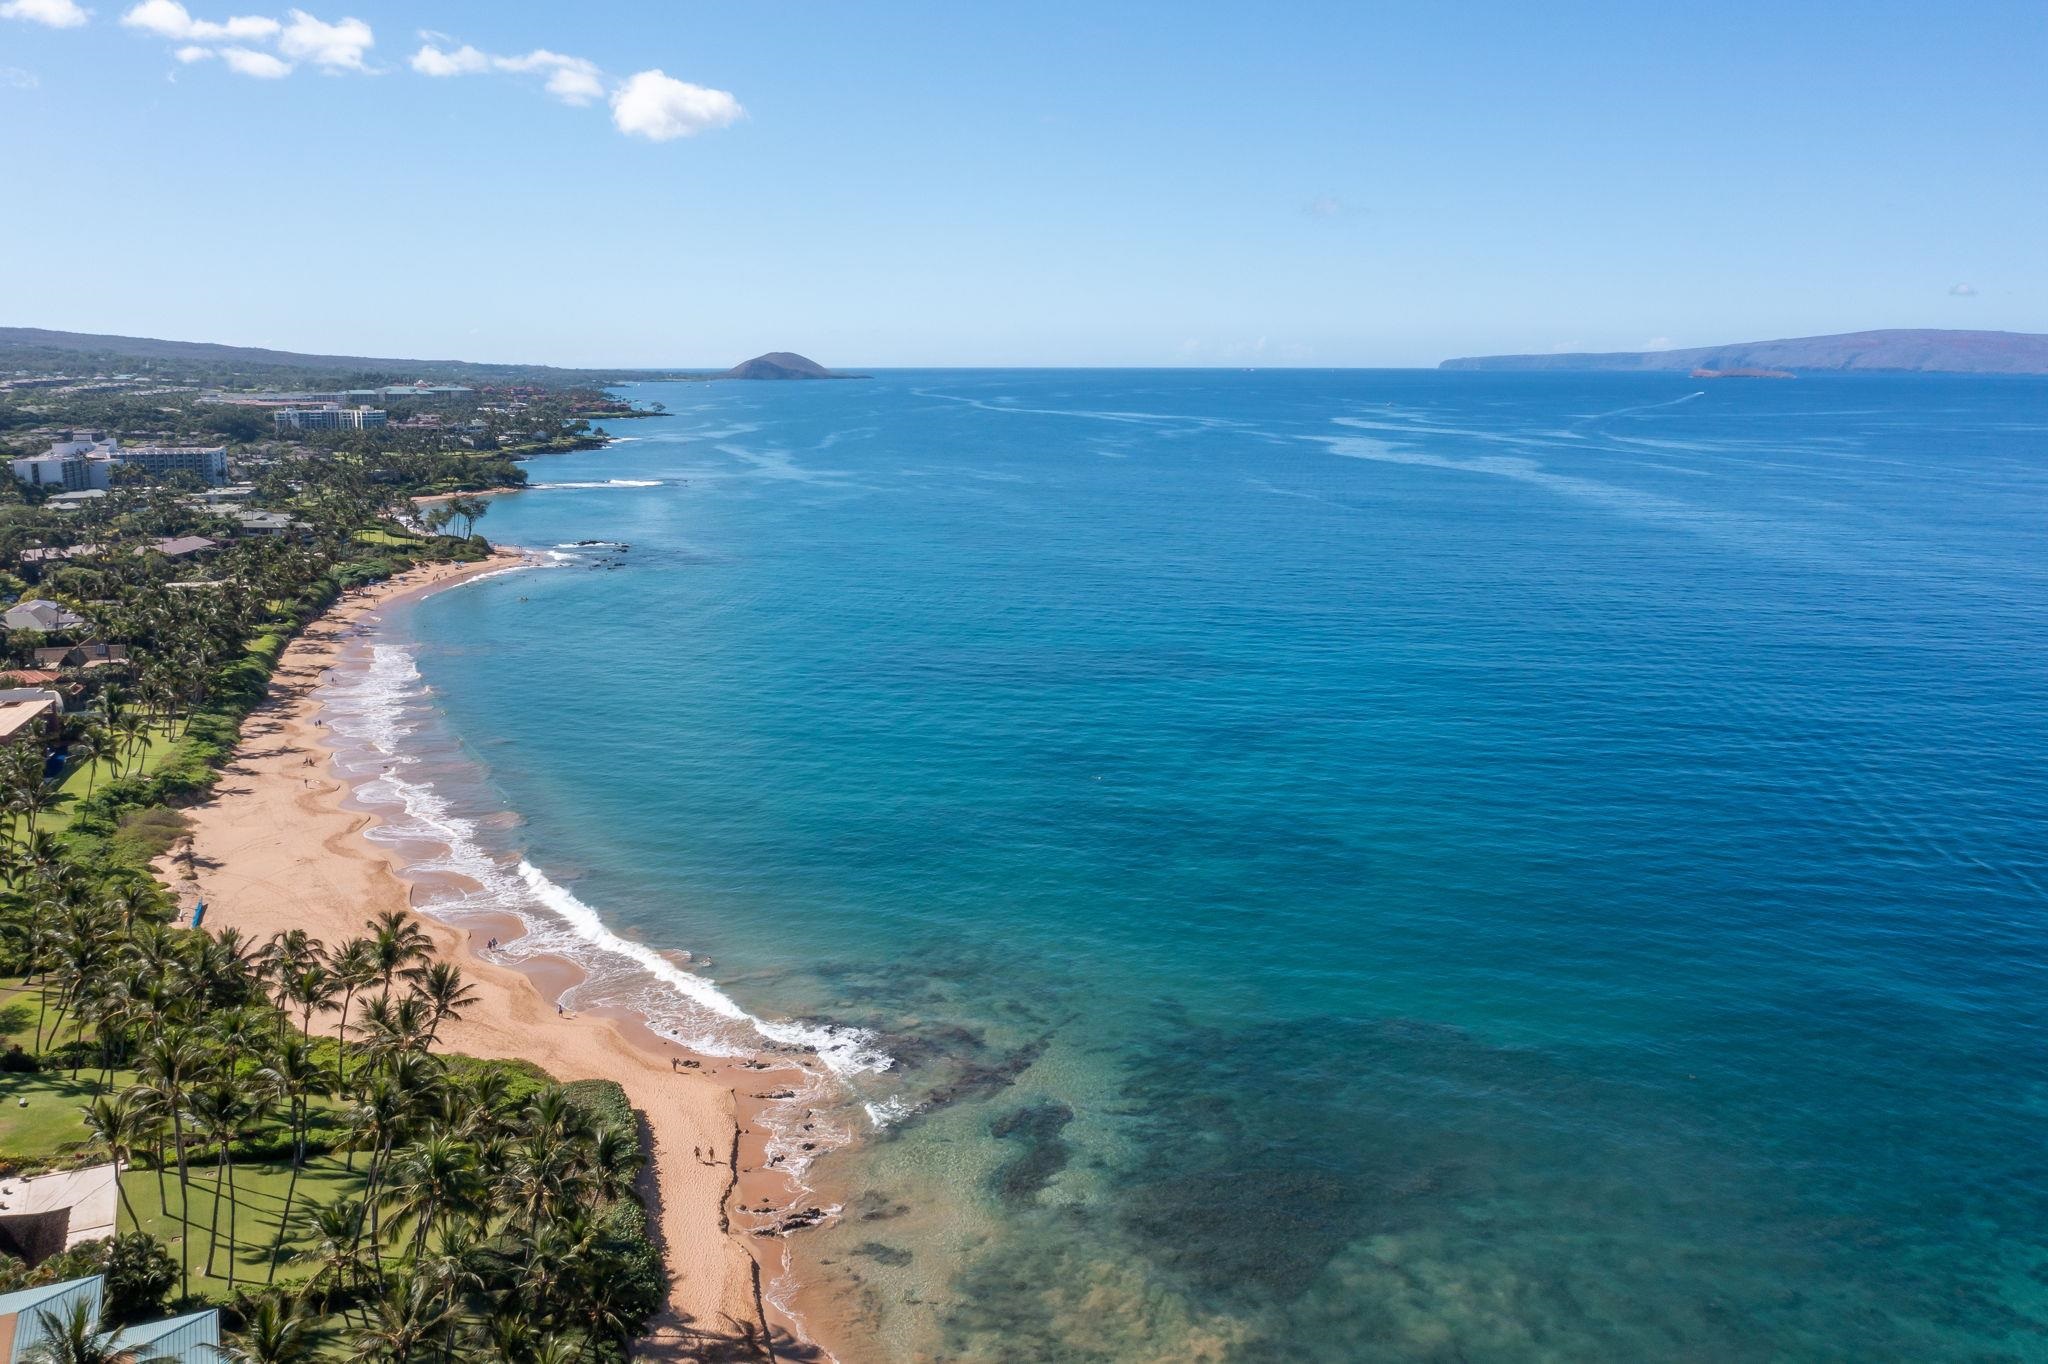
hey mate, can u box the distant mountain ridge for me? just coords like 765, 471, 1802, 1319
0, 325, 644, 384
1440, 329, 2048, 375
721, 352, 859, 380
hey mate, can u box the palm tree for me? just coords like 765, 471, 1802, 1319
67, 730, 100, 800
254, 1034, 324, 1284
136, 1027, 208, 1294
325, 939, 378, 1089
352, 1274, 455, 1364
302, 1199, 373, 1319
411, 963, 476, 1048
78, 1092, 146, 1231
207, 1291, 332, 1364
585, 1124, 641, 1206
258, 931, 321, 1031
283, 965, 337, 1040
367, 911, 432, 1001
183, 1080, 243, 1283
352, 994, 433, 1067
22, 1300, 173, 1364
381, 1132, 482, 1258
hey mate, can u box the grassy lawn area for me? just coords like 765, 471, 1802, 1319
121, 1155, 367, 1289
353, 529, 422, 548
0, 1068, 111, 1165
38, 723, 182, 834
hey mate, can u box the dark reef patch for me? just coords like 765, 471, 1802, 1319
988, 1101, 1075, 1205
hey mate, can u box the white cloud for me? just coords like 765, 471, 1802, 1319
411, 41, 606, 106
1304, 195, 1342, 219
276, 8, 370, 70
498, 49, 604, 105
0, 64, 39, 86
219, 42, 286, 76
1948, 282, 1977, 297
121, 0, 276, 40
1, 0, 90, 27
610, 68, 742, 141
122, 2, 371, 77
410, 41, 488, 76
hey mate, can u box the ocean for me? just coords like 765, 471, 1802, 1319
337, 371, 2048, 1361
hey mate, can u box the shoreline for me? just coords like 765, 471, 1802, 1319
153, 551, 836, 1361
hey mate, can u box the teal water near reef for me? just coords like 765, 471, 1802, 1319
375, 372, 2048, 1360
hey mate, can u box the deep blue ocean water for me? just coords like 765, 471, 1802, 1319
383, 371, 2048, 1360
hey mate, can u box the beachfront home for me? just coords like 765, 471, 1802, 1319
0, 1275, 219, 1364
0, 689, 61, 746
107, 1309, 221, 1361
0, 1277, 101, 1364
2, 599, 84, 634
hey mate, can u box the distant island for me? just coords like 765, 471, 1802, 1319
721, 351, 863, 380
1440, 329, 2048, 376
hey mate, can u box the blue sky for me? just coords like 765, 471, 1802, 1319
2, 1, 2043, 367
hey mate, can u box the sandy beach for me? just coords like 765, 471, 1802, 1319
153, 554, 821, 1362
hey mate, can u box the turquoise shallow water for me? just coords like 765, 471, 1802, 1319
383, 371, 2048, 1360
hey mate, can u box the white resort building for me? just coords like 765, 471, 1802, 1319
8, 432, 228, 490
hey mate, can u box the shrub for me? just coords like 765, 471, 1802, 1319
100, 1233, 179, 1324
108, 806, 192, 866
563, 1078, 634, 1132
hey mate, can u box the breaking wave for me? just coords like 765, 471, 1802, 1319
319, 641, 891, 1080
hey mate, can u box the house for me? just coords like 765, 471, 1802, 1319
146, 535, 219, 560
18, 545, 97, 566
2, 599, 84, 633
0, 688, 60, 746
107, 1309, 222, 1361
230, 510, 308, 537
0, 1275, 220, 1364
0, 671, 82, 710
0, 1276, 101, 1364
0, 1165, 117, 1265
30, 645, 126, 671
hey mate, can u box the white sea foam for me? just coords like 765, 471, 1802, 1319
322, 642, 892, 1081
863, 1095, 918, 1129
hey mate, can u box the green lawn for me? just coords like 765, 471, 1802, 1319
120, 1155, 368, 1290
39, 723, 181, 834
0, 1067, 113, 1164
353, 529, 422, 548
